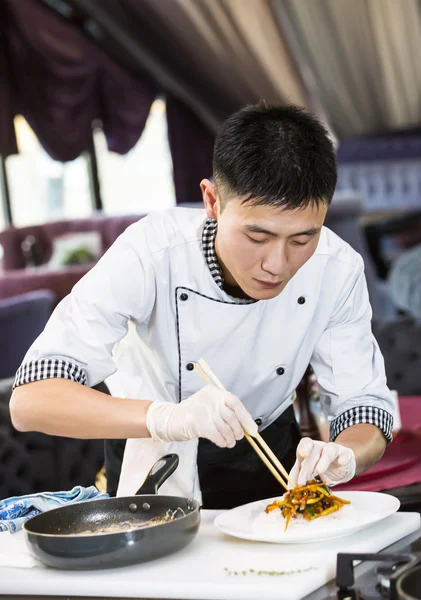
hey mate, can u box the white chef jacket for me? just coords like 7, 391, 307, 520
14, 208, 394, 500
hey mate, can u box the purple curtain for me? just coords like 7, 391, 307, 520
166, 96, 214, 205
0, 2, 18, 157
0, 0, 157, 161
0, 0, 217, 206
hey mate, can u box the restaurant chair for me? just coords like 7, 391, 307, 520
0, 290, 55, 380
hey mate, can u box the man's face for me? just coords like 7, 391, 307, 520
201, 180, 328, 300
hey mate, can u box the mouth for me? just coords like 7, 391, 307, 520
254, 279, 282, 290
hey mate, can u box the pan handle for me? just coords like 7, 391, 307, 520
135, 454, 180, 495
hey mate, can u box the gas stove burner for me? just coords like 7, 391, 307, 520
336, 552, 421, 600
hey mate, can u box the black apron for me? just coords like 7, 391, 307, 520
198, 405, 300, 509
104, 406, 300, 508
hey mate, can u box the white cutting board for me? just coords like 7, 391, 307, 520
0, 510, 419, 600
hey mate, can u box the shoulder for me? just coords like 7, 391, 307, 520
121, 208, 207, 255
315, 226, 363, 272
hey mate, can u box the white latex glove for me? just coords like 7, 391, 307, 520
289, 438, 356, 487
146, 385, 258, 448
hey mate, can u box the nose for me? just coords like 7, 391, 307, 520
261, 245, 287, 277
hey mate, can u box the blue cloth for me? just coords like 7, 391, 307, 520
0, 486, 109, 533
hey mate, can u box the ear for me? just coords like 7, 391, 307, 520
200, 179, 218, 220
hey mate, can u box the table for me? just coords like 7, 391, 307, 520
0, 511, 419, 600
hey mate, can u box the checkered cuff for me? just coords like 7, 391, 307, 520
14, 359, 87, 389
330, 406, 394, 445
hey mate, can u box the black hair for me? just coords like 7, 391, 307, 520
213, 102, 337, 210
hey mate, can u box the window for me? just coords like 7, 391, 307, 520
1, 98, 175, 230
94, 97, 176, 215
7, 116, 92, 227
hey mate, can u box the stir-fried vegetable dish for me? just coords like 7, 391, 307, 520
265, 480, 351, 531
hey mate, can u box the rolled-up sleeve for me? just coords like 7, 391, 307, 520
311, 255, 394, 444
14, 221, 156, 390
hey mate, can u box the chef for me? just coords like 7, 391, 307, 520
10, 103, 394, 509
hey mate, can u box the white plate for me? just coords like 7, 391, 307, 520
214, 491, 400, 544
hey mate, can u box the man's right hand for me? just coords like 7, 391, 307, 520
146, 385, 258, 447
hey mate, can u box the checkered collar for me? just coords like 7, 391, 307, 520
201, 218, 255, 304
202, 219, 223, 290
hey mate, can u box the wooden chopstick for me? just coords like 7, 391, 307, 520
194, 362, 212, 386
197, 358, 292, 484
195, 358, 291, 492
252, 431, 293, 487
196, 359, 288, 491
241, 434, 289, 491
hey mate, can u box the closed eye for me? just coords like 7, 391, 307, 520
292, 240, 310, 246
247, 236, 267, 245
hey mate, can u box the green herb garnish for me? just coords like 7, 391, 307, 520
224, 567, 316, 577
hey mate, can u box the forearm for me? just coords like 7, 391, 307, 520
335, 423, 387, 476
10, 379, 152, 439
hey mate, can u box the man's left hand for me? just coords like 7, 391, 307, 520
289, 438, 356, 487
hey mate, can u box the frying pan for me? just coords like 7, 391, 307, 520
23, 454, 201, 570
